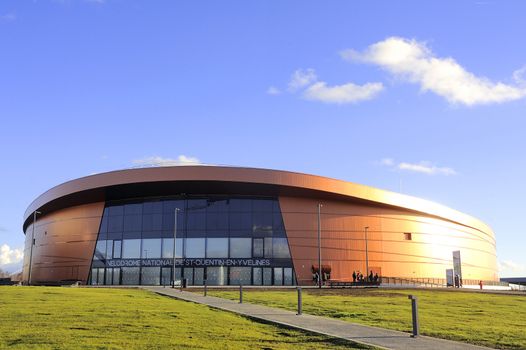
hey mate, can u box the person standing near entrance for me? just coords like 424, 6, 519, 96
352, 271, 357, 282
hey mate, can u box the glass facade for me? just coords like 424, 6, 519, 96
89, 196, 295, 286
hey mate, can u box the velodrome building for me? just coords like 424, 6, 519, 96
22, 166, 498, 286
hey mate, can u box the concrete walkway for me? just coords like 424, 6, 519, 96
143, 286, 494, 350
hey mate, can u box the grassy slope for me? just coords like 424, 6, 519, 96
0, 286, 371, 350
204, 288, 526, 350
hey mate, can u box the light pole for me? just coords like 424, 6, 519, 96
28, 210, 41, 285
317, 203, 323, 289
172, 208, 180, 288
364, 226, 369, 279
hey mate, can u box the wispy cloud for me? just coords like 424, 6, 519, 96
284, 68, 383, 104
0, 244, 23, 268
499, 260, 526, 274
304, 81, 383, 104
288, 69, 317, 92
0, 226, 7, 232
266, 86, 281, 95
0, 13, 16, 22
342, 37, 526, 106
379, 158, 456, 176
132, 155, 201, 167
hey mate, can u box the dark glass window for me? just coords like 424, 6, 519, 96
123, 215, 142, 232
194, 268, 204, 285
142, 213, 162, 231
206, 212, 228, 231
207, 198, 229, 212
263, 268, 272, 285
183, 268, 194, 285
124, 203, 142, 215
229, 199, 251, 212
230, 212, 252, 231
108, 205, 124, 216
187, 212, 206, 231
253, 212, 273, 233
284, 268, 293, 286
143, 201, 163, 214
252, 199, 273, 212
108, 215, 123, 233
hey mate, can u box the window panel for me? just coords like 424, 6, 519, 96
186, 238, 205, 258
122, 239, 141, 259
206, 238, 228, 258
108, 215, 123, 233
284, 268, 293, 286
272, 238, 291, 259
274, 267, 283, 285
124, 203, 142, 215
141, 267, 160, 285
161, 238, 183, 258
253, 212, 273, 233
206, 266, 227, 286
187, 212, 206, 231
252, 199, 273, 212
229, 267, 251, 285
105, 240, 113, 260
141, 239, 161, 259
123, 215, 142, 232
206, 212, 228, 231
230, 212, 252, 231
113, 240, 121, 259
229, 199, 251, 212
142, 214, 163, 231
253, 238, 264, 258
229, 238, 251, 258
263, 268, 272, 285
108, 205, 124, 216
143, 201, 163, 214
121, 267, 140, 285
253, 267, 262, 285
264, 237, 272, 258
183, 268, 194, 285
194, 268, 204, 285
94, 240, 106, 260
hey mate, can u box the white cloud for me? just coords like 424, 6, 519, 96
266, 86, 281, 95
132, 155, 201, 167
342, 37, 526, 106
0, 244, 23, 268
0, 13, 16, 22
499, 260, 526, 275
379, 158, 456, 176
513, 65, 526, 86
288, 68, 317, 92
304, 81, 383, 104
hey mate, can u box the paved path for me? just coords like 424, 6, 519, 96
143, 286, 494, 350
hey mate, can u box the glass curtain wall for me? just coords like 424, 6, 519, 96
89, 196, 295, 286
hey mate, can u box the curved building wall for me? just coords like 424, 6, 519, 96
22, 202, 104, 284
21, 166, 499, 285
280, 197, 497, 285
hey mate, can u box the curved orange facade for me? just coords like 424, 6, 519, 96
22, 166, 498, 285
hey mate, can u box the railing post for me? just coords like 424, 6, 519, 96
204, 279, 207, 297
239, 284, 243, 304
297, 287, 302, 315
408, 295, 419, 337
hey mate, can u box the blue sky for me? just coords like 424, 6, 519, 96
1, 1, 525, 276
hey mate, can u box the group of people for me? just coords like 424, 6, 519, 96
352, 270, 379, 283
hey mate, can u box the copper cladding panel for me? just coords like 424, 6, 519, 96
22, 202, 104, 284
23, 166, 493, 236
279, 196, 498, 285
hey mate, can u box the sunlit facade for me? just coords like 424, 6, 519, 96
22, 166, 499, 286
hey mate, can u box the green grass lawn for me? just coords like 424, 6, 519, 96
0, 286, 372, 350
201, 288, 526, 349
